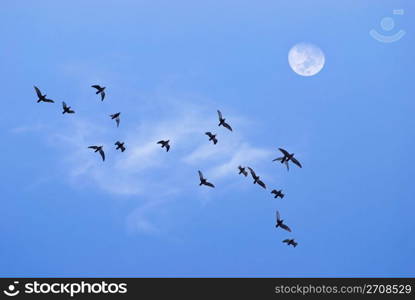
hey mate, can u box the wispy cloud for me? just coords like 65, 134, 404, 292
14, 93, 276, 234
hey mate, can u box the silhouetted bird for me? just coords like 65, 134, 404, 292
217, 110, 232, 131
34, 86, 54, 103
91, 85, 106, 101
88, 146, 105, 161
157, 140, 170, 152
247, 167, 266, 189
238, 166, 248, 177
271, 189, 285, 199
115, 141, 126, 152
110, 112, 121, 127
205, 132, 218, 144
282, 239, 298, 248
198, 171, 215, 188
275, 211, 291, 232
273, 148, 302, 171
62, 102, 75, 114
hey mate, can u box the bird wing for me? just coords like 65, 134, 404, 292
212, 137, 218, 144
115, 117, 120, 127
282, 239, 290, 244
279, 148, 290, 157
44, 98, 54, 103
273, 157, 283, 162
91, 85, 101, 90
271, 190, 277, 194
62, 102, 67, 109
217, 110, 223, 120
205, 181, 215, 188
100, 91, 105, 101
205, 132, 212, 137
198, 170, 204, 181
280, 223, 292, 232
165, 144, 170, 152
291, 157, 302, 168
292, 241, 298, 247
88, 146, 98, 150
115, 141, 121, 146
157, 140, 164, 145
223, 122, 233, 131
257, 179, 266, 189
99, 149, 105, 161
247, 167, 256, 178
34, 86, 42, 98
276, 210, 281, 222
242, 170, 248, 176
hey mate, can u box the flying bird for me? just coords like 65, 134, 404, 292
88, 146, 105, 161
34, 86, 54, 103
271, 189, 285, 199
157, 140, 170, 152
273, 148, 302, 171
198, 170, 215, 188
115, 141, 126, 152
62, 102, 75, 114
282, 239, 298, 248
91, 85, 106, 101
205, 132, 218, 145
217, 110, 232, 131
275, 210, 291, 232
247, 167, 266, 189
110, 112, 121, 127
238, 166, 248, 177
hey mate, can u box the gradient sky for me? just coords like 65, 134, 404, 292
0, 0, 414, 277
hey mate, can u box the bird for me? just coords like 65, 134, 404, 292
238, 166, 248, 177
198, 170, 215, 188
271, 189, 285, 199
115, 141, 126, 152
247, 167, 266, 189
157, 140, 170, 152
205, 132, 218, 145
275, 210, 291, 232
91, 85, 106, 101
273, 148, 302, 171
88, 146, 105, 161
217, 110, 232, 131
34, 86, 54, 103
110, 112, 121, 127
282, 239, 298, 248
62, 102, 75, 114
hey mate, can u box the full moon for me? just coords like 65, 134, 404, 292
288, 43, 325, 77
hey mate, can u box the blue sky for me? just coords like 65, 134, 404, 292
0, 0, 414, 277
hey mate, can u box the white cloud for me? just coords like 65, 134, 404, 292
16, 94, 276, 234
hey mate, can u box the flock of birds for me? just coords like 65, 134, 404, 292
34, 84, 303, 248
